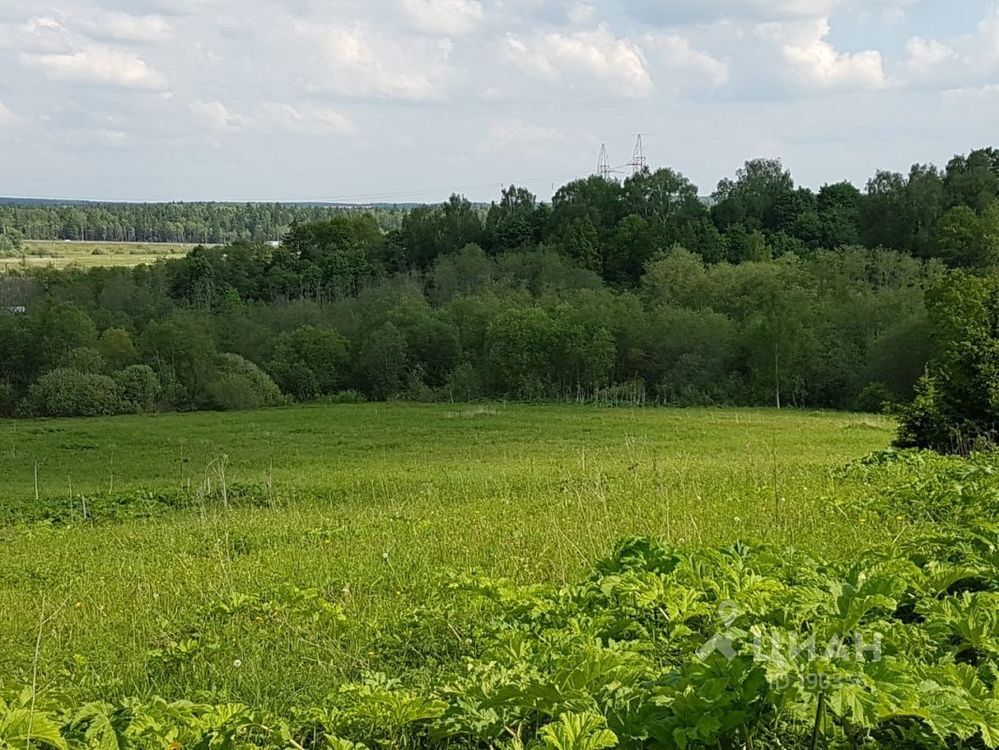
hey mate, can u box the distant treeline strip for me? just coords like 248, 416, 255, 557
0, 202, 409, 244
3, 146, 999, 268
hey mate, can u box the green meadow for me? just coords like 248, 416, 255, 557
0, 403, 894, 711
0, 240, 194, 269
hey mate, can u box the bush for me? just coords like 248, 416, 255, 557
445, 361, 484, 401
854, 382, 892, 414
896, 272, 999, 452
840, 448, 999, 524
0, 379, 14, 416
25, 368, 126, 417
114, 365, 160, 411
485, 306, 558, 396
62, 346, 105, 374
323, 389, 366, 404
98, 327, 139, 369
206, 353, 285, 411
0, 230, 22, 257
354, 323, 408, 400
266, 325, 349, 401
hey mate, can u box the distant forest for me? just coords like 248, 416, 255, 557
3, 148, 999, 265
0, 201, 409, 244
2, 147, 999, 417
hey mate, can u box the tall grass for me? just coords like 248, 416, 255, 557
0, 403, 894, 712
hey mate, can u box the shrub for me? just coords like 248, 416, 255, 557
98, 327, 139, 369
354, 323, 408, 400
0, 379, 14, 416
840, 448, 999, 524
0, 229, 22, 257
266, 325, 349, 401
401, 367, 437, 401
25, 368, 125, 417
114, 365, 160, 411
854, 382, 892, 414
207, 353, 285, 411
485, 306, 558, 396
896, 272, 999, 452
323, 389, 366, 404
445, 361, 483, 401
62, 346, 106, 374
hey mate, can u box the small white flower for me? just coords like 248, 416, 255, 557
233, 659, 242, 668
382, 552, 389, 561
734, 516, 742, 524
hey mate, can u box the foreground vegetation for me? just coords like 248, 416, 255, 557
1, 406, 888, 700
2, 405, 998, 748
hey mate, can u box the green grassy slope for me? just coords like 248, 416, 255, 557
0, 403, 893, 710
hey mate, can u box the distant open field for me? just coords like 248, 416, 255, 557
0, 239, 199, 268
0, 403, 895, 712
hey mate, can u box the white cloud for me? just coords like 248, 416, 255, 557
302, 21, 452, 101
190, 99, 233, 129
20, 44, 168, 90
400, 0, 483, 36
255, 102, 354, 135
978, 4, 999, 61
16, 16, 72, 53
943, 83, 999, 101
621, 0, 919, 25
645, 33, 729, 88
894, 5, 999, 89
18, 10, 173, 47
504, 25, 652, 98
903, 35, 965, 82
905, 37, 960, 70
191, 99, 353, 135
486, 118, 564, 147
0, 99, 18, 125
0, 0, 994, 201
781, 19, 886, 90
567, 3, 596, 25
620, 0, 840, 25
89, 13, 174, 43
95, 129, 128, 144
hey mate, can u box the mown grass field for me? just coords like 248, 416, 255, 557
0, 403, 895, 712
0, 240, 196, 269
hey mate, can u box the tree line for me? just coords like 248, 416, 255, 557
0, 241, 938, 417
5, 145, 999, 418
0, 201, 408, 245
5, 147, 999, 269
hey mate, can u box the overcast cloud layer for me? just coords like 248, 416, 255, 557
0, 0, 997, 202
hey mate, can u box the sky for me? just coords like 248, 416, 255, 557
1, 0, 998, 203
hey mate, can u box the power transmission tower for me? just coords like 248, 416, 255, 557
628, 134, 648, 175
597, 144, 614, 180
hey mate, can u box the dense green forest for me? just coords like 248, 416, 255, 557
0, 201, 408, 245
4, 147, 999, 418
